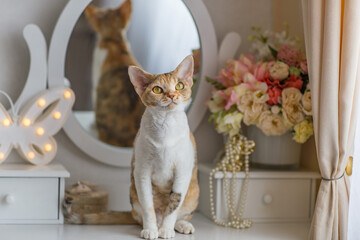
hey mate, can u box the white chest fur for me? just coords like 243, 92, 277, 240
134, 109, 194, 187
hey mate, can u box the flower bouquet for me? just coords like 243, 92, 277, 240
207, 26, 314, 167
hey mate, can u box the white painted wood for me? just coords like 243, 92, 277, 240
0, 164, 70, 178
182, 0, 218, 132
58, 178, 65, 224
198, 162, 320, 223
0, 213, 311, 240
73, 111, 98, 139
0, 164, 69, 224
240, 179, 310, 221
0, 178, 59, 220
14, 24, 47, 110
0, 87, 75, 166
199, 163, 321, 179
310, 179, 317, 219
47, 0, 218, 167
218, 32, 241, 69
0, 219, 66, 225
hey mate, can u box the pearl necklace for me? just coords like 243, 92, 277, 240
209, 134, 255, 229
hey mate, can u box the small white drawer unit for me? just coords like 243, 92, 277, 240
198, 163, 320, 222
0, 164, 69, 224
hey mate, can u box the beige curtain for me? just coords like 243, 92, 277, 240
301, 0, 360, 239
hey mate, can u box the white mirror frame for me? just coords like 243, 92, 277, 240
47, 0, 218, 167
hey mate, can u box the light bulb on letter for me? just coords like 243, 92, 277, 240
37, 98, 46, 107
27, 152, 35, 159
63, 91, 72, 99
53, 112, 61, 120
44, 144, 52, 152
22, 118, 31, 127
36, 127, 45, 136
2, 119, 10, 127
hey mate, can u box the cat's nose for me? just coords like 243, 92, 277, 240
168, 94, 175, 100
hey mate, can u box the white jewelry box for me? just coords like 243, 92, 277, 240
0, 164, 69, 224
198, 163, 320, 223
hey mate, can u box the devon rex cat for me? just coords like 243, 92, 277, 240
62, 56, 199, 239
128, 55, 199, 239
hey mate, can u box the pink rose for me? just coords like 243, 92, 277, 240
267, 87, 282, 105
277, 45, 303, 67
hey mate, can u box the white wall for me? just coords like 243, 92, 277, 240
1, 0, 272, 210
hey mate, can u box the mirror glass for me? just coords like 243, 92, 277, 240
66, 0, 200, 148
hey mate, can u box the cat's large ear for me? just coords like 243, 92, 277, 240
118, 0, 132, 21
84, 5, 102, 32
128, 66, 154, 96
174, 55, 194, 87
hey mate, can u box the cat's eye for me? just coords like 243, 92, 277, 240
175, 82, 184, 90
152, 86, 163, 94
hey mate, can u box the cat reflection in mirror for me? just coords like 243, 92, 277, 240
85, 0, 144, 147
128, 55, 199, 239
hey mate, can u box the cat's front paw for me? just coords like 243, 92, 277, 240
158, 227, 175, 239
175, 220, 195, 234
140, 228, 158, 240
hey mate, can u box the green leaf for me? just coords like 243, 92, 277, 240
289, 67, 301, 76
268, 45, 278, 59
208, 114, 214, 122
206, 77, 226, 90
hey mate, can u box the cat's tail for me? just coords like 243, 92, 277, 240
63, 196, 138, 225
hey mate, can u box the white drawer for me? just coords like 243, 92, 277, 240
217, 179, 311, 221
198, 163, 320, 223
0, 178, 59, 220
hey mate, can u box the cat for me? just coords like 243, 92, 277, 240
128, 55, 199, 239
85, 0, 144, 147
62, 56, 199, 239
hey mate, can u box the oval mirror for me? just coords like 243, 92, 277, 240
48, 0, 217, 167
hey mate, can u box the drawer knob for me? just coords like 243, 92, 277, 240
263, 194, 273, 205
4, 194, 15, 204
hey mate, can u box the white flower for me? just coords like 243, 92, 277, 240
216, 111, 243, 137
253, 90, 269, 103
271, 105, 281, 114
208, 92, 224, 113
274, 30, 297, 46
243, 102, 265, 126
269, 61, 289, 81
237, 91, 253, 113
256, 110, 289, 136
293, 120, 314, 143
251, 41, 272, 60
282, 88, 304, 126
301, 91, 312, 116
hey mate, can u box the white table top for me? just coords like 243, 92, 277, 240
0, 164, 70, 177
199, 162, 321, 179
0, 213, 309, 240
